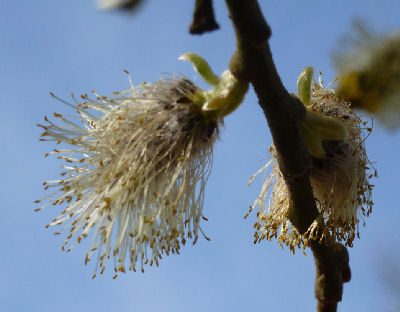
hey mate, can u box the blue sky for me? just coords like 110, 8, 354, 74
1, 1, 400, 311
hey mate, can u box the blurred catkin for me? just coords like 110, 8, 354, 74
334, 22, 400, 129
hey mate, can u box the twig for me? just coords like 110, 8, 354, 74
224, 1, 351, 311
190, 0, 220, 35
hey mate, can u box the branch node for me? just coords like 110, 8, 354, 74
311, 241, 351, 306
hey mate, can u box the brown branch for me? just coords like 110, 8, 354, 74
190, 0, 220, 34
224, 0, 350, 311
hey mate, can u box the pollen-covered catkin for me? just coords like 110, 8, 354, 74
36, 75, 220, 278
247, 79, 374, 252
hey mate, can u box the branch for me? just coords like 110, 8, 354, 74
190, 0, 220, 35
224, 1, 350, 310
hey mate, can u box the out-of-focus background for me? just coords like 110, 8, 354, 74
1, 1, 399, 311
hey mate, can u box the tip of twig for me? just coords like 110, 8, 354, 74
190, 21, 220, 35
189, 0, 220, 35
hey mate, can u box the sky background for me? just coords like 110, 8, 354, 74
1, 1, 400, 311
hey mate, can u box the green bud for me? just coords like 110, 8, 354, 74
179, 53, 220, 86
300, 110, 348, 158
297, 66, 314, 106
202, 70, 249, 117
180, 53, 249, 119
297, 66, 348, 158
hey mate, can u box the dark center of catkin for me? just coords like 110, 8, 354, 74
311, 140, 349, 170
